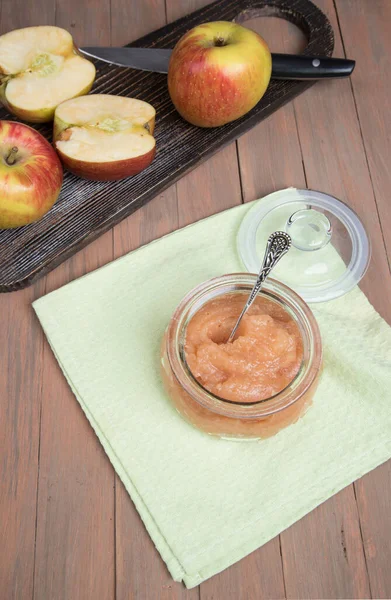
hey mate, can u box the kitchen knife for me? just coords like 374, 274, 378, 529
80, 46, 355, 79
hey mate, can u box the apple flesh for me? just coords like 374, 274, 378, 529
0, 26, 96, 123
53, 94, 156, 181
168, 21, 272, 127
0, 121, 63, 228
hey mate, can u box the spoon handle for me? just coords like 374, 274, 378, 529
227, 231, 291, 343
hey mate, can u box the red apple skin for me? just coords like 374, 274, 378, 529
168, 21, 272, 127
0, 121, 63, 228
55, 146, 156, 181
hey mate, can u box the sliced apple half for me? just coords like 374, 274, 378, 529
0, 26, 96, 123
53, 94, 156, 181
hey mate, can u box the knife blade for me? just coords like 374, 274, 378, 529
80, 46, 355, 79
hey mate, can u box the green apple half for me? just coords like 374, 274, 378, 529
0, 26, 96, 123
54, 94, 156, 181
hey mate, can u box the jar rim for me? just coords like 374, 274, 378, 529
166, 274, 322, 419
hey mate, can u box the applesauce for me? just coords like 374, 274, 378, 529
161, 274, 322, 440
185, 294, 303, 404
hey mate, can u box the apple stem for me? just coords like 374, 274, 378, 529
214, 37, 227, 47
6, 147, 18, 166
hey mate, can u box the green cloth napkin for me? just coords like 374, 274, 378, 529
33, 198, 391, 589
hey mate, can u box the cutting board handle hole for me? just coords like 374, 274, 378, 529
234, 6, 308, 54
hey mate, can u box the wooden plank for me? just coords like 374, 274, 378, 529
277, 0, 391, 597
282, 487, 371, 599
166, 0, 211, 22
116, 480, 198, 600
0, 0, 54, 31
291, 0, 391, 321
0, 4, 54, 600
334, 1, 391, 597
175, 145, 241, 227
335, 0, 391, 258
33, 236, 116, 600
32, 5, 116, 600
55, 0, 110, 46
0, 283, 45, 600
111, 0, 167, 46
200, 540, 286, 600
354, 463, 391, 599
236, 16, 307, 202
201, 15, 307, 600
110, 1, 199, 598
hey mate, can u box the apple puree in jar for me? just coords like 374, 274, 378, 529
185, 294, 303, 403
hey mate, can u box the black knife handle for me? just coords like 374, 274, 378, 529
271, 54, 355, 80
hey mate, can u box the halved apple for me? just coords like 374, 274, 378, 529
53, 94, 156, 181
0, 26, 96, 123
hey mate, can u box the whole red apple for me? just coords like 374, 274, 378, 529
168, 21, 272, 127
0, 120, 63, 228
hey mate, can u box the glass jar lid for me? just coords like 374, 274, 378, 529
237, 188, 371, 303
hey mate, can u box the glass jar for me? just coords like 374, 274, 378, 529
161, 274, 322, 440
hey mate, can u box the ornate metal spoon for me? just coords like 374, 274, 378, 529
227, 231, 292, 343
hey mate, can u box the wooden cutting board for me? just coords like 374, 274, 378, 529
0, 0, 333, 292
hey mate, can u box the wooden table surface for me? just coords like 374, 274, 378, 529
1, 1, 390, 598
